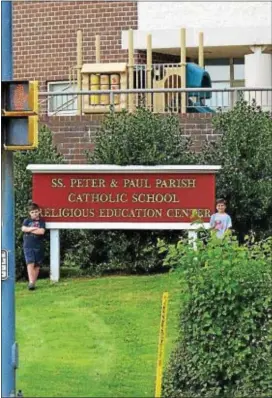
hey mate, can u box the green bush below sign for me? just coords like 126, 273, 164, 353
160, 233, 272, 397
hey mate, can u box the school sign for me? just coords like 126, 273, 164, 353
27, 165, 221, 280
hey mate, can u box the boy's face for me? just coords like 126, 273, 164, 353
29, 209, 40, 220
216, 202, 226, 213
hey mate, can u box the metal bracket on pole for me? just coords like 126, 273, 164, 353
12, 342, 19, 369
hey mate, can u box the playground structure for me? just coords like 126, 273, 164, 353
70, 28, 214, 115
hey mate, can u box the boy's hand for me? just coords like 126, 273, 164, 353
29, 227, 38, 231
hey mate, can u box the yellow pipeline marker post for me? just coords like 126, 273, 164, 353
155, 292, 169, 398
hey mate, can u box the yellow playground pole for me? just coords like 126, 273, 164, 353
95, 34, 101, 63
155, 292, 169, 398
128, 28, 134, 112
180, 28, 186, 113
77, 29, 83, 115
198, 32, 204, 68
147, 33, 152, 110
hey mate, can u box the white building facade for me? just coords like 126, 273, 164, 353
122, 2, 272, 94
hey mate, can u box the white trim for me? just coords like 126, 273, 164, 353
45, 222, 210, 230
47, 80, 71, 90
122, 26, 271, 51
27, 164, 221, 173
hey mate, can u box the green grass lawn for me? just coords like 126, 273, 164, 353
16, 272, 181, 397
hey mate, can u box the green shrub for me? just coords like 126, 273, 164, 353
87, 107, 196, 166
14, 126, 65, 279
201, 100, 272, 240
75, 107, 196, 274
160, 234, 272, 397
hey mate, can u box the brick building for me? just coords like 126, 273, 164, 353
12, 1, 271, 162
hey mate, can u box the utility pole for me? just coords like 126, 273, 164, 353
1, 1, 18, 396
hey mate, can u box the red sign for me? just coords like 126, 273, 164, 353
32, 171, 215, 223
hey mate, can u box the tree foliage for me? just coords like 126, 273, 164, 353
201, 100, 272, 239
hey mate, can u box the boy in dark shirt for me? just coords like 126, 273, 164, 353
22, 203, 46, 290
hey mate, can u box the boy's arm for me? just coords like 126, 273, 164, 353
30, 220, 46, 235
21, 218, 38, 233
209, 214, 215, 229
22, 226, 38, 232
31, 228, 45, 235
227, 215, 232, 230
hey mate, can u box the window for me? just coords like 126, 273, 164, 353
205, 60, 230, 82
204, 59, 230, 109
233, 58, 245, 85
47, 81, 77, 115
207, 65, 230, 81
204, 58, 245, 109
205, 81, 231, 110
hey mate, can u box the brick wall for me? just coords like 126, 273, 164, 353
40, 113, 219, 164
13, 1, 138, 92
136, 51, 180, 64
13, 1, 187, 89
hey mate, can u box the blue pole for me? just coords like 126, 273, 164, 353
1, 1, 17, 397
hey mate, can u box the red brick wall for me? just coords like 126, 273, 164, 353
13, 1, 183, 89
40, 113, 219, 164
13, 1, 138, 92
136, 51, 180, 64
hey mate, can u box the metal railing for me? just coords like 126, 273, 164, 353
39, 87, 272, 117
